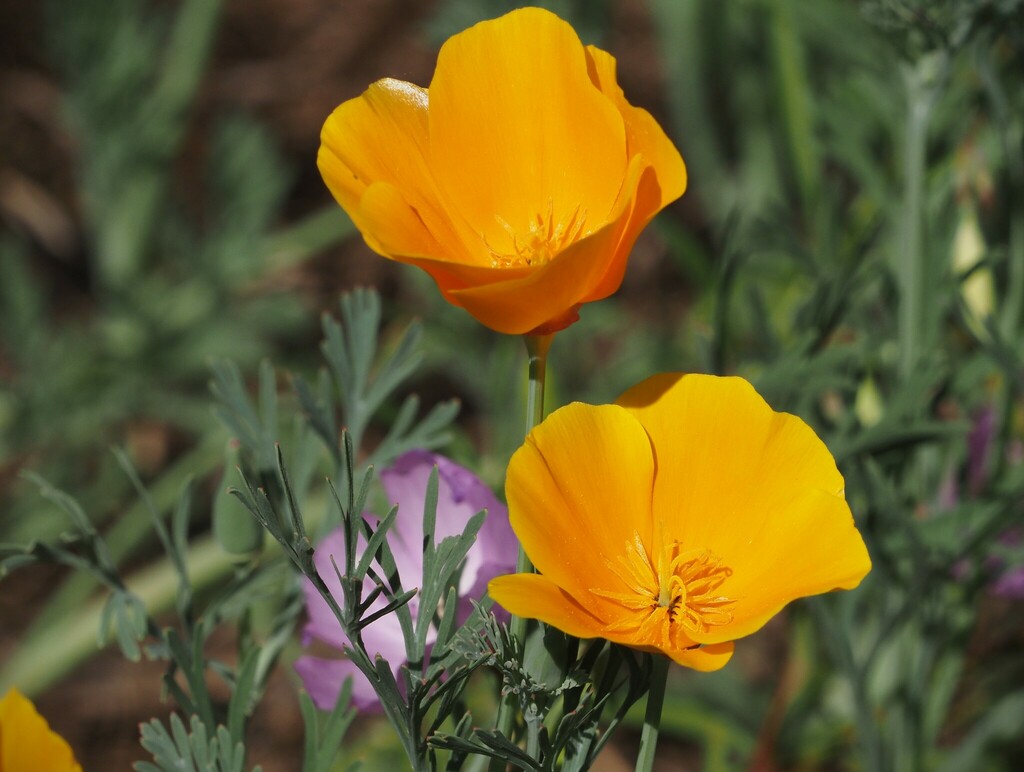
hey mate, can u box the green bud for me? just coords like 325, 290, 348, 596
952, 206, 995, 339
855, 374, 884, 428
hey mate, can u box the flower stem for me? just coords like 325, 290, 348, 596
490, 333, 552, 764
516, 333, 552, 576
635, 655, 670, 772
512, 333, 551, 595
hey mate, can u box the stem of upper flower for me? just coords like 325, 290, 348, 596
490, 333, 552, 764
517, 333, 552, 576
635, 654, 670, 772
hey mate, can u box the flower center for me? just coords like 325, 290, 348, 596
591, 531, 736, 649
488, 202, 587, 268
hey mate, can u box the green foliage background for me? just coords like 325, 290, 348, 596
2, 0, 1023, 769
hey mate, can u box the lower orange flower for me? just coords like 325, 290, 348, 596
489, 373, 871, 670
0, 689, 81, 772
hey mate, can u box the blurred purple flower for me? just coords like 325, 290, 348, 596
992, 566, 1024, 598
294, 450, 516, 710
967, 405, 996, 496
939, 404, 997, 512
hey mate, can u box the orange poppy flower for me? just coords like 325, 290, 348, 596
489, 374, 871, 670
318, 7, 686, 335
0, 689, 81, 772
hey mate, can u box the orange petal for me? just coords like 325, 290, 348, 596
505, 402, 655, 618
428, 7, 627, 253
396, 252, 534, 294
318, 79, 479, 263
616, 373, 870, 643
616, 373, 847, 541
489, 574, 606, 639
372, 160, 646, 333
691, 488, 870, 645
579, 162, 664, 304
0, 689, 81, 772
584, 45, 687, 208
663, 642, 734, 671
353, 182, 445, 258
447, 157, 648, 334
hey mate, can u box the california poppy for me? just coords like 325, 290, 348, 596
490, 374, 871, 669
0, 689, 81, 772
318, 7, 686, 335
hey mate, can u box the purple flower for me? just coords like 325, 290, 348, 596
294, 450, 517, 710
992, 566, 1024, 599
967, 405, 996, 496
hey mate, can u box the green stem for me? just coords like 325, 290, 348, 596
809, 600, 885, 772
516, 334, 551, 576
511, 333, 551, 616
897, 53, 946, 382
897, 68, 929, 381
1000, 139, 1024, 343
976, 43, 1024, 340
526, 719, 542, 760
635, 655, 670, 772
490, 333, 552, 765
11, 435, 222, 668
0, 534, 253, 696
2, 484, 330, 698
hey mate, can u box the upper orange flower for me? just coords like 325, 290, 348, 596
318, 7, 686, 335
0, 689, 82, 772
489, 374, 871, 670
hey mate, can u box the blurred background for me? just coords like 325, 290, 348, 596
2, 0, 1024, 769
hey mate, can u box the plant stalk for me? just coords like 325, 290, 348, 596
897, 68, 928, 380
8, 435, 223, 680
635, 655, 670, 772
0, 534, 254, 696
516, 333, 551, 577
897, 54, 946, 382
490, 333, 552, 765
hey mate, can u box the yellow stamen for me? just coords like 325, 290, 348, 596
591, 532, 736, 648
488, 201, 588, 267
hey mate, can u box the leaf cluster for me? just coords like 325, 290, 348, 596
434, 613, 651, 772
0, 0, 353, 548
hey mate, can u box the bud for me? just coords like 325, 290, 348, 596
855, 374, 884, 428
952, 206, 995, 338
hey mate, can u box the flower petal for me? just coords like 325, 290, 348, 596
429, 7, 627, 252
0, 689, 81, 772
353, 182, 448, 259
318, 79, 479, 263
505, 402, 655, 617
616, 373, 870, 643
580, 162, 665, 304
294, 656, 388, 713
380, 450, 516, 607
584, 45, 687, 208
663, 642, 734, 671
303, 526, 418, 656
447, 158, 649, 334
617, 373, 846, 541
301, 528, 352, 650
691, 488, 871, 644
489, 573, 606, 639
